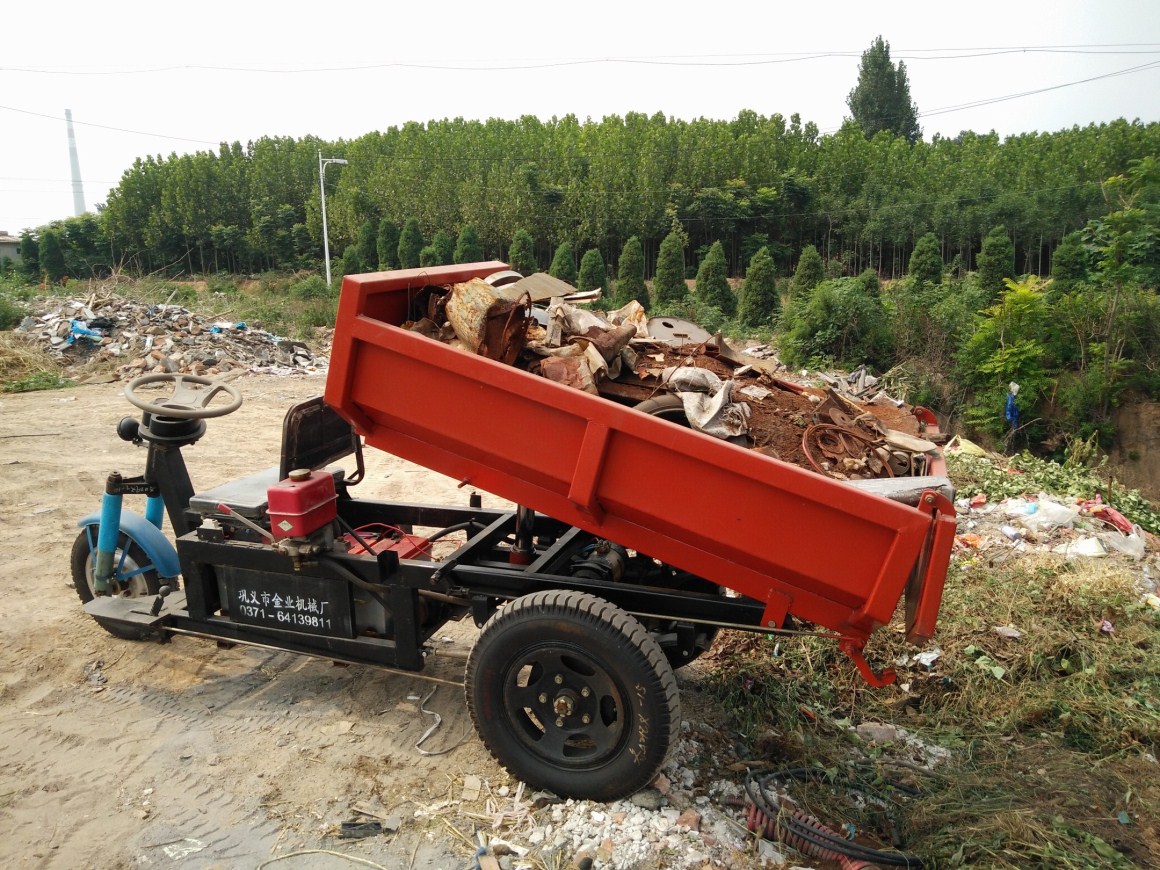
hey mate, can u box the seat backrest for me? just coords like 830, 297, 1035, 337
279, 397, 364, 484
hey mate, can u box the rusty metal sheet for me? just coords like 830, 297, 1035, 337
446, 279, 531, 365
498, 272, 578, 303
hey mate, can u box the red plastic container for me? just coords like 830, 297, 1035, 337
267, 470, 337, 539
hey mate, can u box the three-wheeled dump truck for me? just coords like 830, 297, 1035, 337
74, 262, 956, 801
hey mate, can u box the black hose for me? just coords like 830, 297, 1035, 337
426, 521, 482, 544
318, 555, 391, 615
743, 768, 926, 868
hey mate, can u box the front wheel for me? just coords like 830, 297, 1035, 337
70, 526, 162, 639
465, 590, 679, 801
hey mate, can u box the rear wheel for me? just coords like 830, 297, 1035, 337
70, 526, 162, 639
466, 590, 679, 801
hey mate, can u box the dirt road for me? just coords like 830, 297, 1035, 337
0, 373, 513, 869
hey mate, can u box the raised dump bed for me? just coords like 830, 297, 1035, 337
325, 263, 956, 683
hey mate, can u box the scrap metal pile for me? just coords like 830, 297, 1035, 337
14, 294, 324, 380
406, 271, 942, 481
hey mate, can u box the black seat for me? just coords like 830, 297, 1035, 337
190, 398, 364, 518
279, 396, 364, 484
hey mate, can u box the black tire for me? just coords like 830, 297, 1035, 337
70, 526, 162, 640
465, 590, 679, 801
633, 393, 689, 426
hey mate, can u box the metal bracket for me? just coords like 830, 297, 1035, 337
839, 639, 897, 688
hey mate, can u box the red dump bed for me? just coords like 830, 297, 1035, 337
325, 263, 955, 669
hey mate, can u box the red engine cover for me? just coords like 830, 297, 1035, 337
267, 470, 337, 539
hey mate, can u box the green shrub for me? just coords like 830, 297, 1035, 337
207, 273, 239, 296
780, 276, 893, 369
0, 293, 25, 330
290, 275, 329, 300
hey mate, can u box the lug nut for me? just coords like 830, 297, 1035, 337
554, 674, 563, 685
538, 693, 548, 704
581, 714, 591, 724
580, 687, 590, 697
555, 717, 564, 727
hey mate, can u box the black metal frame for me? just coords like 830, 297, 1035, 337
90, 397, 770, 672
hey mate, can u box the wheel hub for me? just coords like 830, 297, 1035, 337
552, 691, 577, 718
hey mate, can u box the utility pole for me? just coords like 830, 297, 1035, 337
66, 109, 86, 216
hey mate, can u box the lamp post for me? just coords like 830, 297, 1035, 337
318, 150, 349, 288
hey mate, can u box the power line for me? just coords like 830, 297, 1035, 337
920, 59, 1160, 119
816, 58, 1160, 134
3, 44, 1159, 75
0, 175, 121, 184
0, 103, 220, 146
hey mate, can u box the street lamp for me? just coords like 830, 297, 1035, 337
318, 150, 349, 288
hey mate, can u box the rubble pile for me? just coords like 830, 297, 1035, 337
413, 272, 937, 481
403, 725, 771, 870
15, 295, 326, 381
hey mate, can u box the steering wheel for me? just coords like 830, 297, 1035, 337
124, 373, 244, 420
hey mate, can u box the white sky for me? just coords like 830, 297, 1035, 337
2, 0, 1159, 234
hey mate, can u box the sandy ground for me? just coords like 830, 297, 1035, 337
0, 372, 519, 870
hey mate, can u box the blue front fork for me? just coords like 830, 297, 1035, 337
94, 471, 164, 594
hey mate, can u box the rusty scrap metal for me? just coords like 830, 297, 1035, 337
802, 423, 893, 481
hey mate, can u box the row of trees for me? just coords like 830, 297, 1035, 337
774, 157, 1160, 451
15, 113, 1158, 286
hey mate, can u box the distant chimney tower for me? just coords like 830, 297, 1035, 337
65, 109, 86, 216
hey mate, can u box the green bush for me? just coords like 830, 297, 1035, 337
290, 275, 329, 300
295, 299, 339, 335
0, 292, 25, 329
207, 273, 239, 296
651, 297, 728, 336
780, 276, 893, 369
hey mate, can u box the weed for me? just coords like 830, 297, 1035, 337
206, 273, 239, 296
0, 293, 25, 330
698, 548, 1160, 868
3, 369, 74, 393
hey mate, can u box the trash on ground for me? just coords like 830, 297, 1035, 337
15, 294, 326, 380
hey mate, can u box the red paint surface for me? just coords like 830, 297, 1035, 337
324, 263, 954, 651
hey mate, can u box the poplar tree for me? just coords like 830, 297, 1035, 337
847, 36, 921, 143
